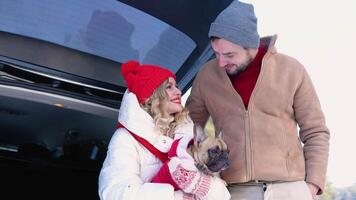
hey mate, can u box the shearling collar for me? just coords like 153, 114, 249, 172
260, 34, 277, 54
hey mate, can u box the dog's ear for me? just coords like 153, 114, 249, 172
215, 128, 224, 139
193, 124, 207, 146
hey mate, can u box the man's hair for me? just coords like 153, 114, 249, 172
141, 79, 189, 137
210, 36, 219, 41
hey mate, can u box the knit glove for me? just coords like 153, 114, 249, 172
174, 190, 195, 200
152, 157, 230, 200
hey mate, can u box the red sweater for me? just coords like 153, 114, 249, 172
151, 138, 183, 190
151, 138, 194, 190
229, 45, 267, 109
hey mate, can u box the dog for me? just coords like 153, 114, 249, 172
151, 124, 230, 193
187, 124, 230, 176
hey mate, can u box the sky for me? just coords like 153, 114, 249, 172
183, 0, 356, 188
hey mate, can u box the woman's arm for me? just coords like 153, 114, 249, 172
98, 130, 185, 200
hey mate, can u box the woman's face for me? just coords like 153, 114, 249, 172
165, 77, 183, 115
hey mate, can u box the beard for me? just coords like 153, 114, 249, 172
226, 56, 254, 76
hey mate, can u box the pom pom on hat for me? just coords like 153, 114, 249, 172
121, 60, 140, 78
121, 60, 176, 104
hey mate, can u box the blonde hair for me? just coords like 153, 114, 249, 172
142, 79, 189, 137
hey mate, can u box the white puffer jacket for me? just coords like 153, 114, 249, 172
98, 90, 194, 200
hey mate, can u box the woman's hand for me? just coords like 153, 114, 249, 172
152, 157, 230, 200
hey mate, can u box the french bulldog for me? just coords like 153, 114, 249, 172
187, 124, 230, 176
151, 124, 230, 197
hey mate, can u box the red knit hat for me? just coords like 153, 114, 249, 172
121, 60, 176, 104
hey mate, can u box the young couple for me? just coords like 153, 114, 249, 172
99, 1, 329, 200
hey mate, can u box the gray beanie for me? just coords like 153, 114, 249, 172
209, 0, 260, 49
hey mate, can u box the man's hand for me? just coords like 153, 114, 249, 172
306, 182, 319, 200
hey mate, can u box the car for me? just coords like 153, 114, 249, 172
0, 0, 233, 199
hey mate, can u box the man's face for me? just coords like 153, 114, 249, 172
211, 38, 255, 76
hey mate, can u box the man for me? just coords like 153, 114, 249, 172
186, 1, 330, 199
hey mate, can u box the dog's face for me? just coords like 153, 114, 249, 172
189, 124, 230, 175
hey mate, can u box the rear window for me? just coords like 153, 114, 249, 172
0, 0, 196, 79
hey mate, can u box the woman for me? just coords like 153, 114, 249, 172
98, 61, 230, 200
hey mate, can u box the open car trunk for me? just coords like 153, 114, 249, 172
0, 0, 233, 199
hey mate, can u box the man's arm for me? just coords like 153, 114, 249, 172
294, 66, 330, 195
186, 73, 210, 127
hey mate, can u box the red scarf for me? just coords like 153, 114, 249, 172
117, 123, 169, 163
